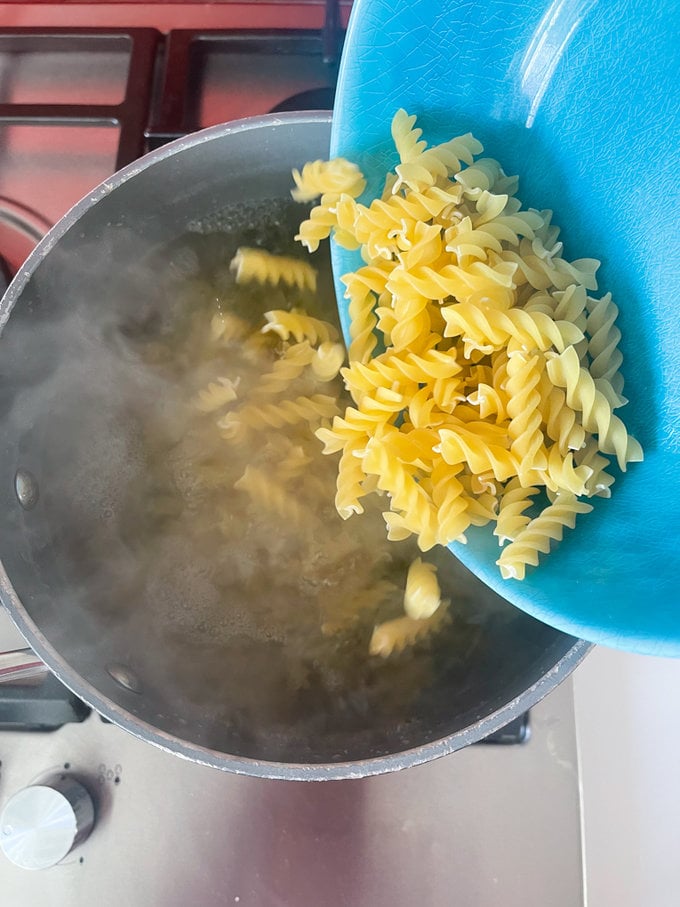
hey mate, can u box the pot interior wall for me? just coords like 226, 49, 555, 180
0, 117, 578, 766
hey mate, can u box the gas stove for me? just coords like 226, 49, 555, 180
0, 605, 582, 907
0, 11, 584, 906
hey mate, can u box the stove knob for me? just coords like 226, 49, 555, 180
0, 777, 95, 870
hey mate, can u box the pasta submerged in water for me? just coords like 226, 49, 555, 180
290, 109, 642, 581
191, 242, 448, 657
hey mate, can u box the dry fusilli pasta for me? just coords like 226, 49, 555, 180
291, 158, 366, 203
496, 494, 593, 580
293, 109, 642, 580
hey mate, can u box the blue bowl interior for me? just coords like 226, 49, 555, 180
331, 0, 680, 655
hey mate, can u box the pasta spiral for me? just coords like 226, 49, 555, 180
230, 247, 318, 292
218, 394, 338, 440
455, 157, 515, 195
431, 462, 470, 545
394, 133, 483, 193
369, 603, 449, 657
390, 289, 433, 352
390, 260, 518, 308
295, 201, 340, 253
291, 158, 366, 203
362, 438, 439, 551
543, 385, 586, 454
391, 108, 427, 163
335, 440, 369, 519
585, 293, 624, 394
251, 342, 315, 399
311, 341, 346, 381
546, 347, 642, 470
262, 309, 339, 345
501, 242, 599, 292
506, 351, 547, 482
234, 465, 310, 525
195, 377, 239, 413
442, 302, 584, 355
494, 478, 539, 544
403, 557, 442, 619
342, 263, 392, 363
496, 494, 593, 580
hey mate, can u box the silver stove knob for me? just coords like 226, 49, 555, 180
0, 776, 95, 870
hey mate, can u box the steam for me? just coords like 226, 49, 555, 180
0, 210, 368, 753
0, 230, 184, 673
0, 203, 529, 766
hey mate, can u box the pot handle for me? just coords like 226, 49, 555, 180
0, 648, 49, 684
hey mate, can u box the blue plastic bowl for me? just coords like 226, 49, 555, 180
330, 0, 680, 655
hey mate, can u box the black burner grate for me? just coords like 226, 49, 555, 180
0, 27, 160, 170
147, 29, 340, 148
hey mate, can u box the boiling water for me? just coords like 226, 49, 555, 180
31, 199, 516, 762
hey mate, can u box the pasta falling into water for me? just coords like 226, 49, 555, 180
189, 246, 447, 657
230, 246, 318, 292
403, 557, 442, 620
188, 110, 644, 660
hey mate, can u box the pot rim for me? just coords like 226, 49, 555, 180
0, 111, 591, 780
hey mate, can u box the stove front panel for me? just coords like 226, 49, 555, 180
0, 673, 582, 907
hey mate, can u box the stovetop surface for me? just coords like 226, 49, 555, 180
0, 662, 582, 907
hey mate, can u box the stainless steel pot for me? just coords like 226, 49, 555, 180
0, 112, 589, 780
